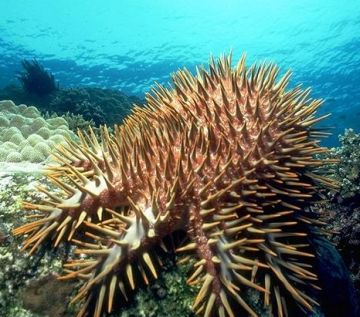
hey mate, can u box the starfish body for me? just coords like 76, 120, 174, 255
14, 54, 337, 317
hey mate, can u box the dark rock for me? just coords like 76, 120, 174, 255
0, 227, 6, 245
21, 273, 76, 317
311, 234, 359, 317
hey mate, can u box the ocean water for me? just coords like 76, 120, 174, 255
0, 0, 359, 145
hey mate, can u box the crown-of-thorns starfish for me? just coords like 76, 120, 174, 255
13, 53, 337, 317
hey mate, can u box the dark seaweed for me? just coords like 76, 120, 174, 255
17, 59, 58, 96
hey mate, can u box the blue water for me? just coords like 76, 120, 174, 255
0, 0, 360, 145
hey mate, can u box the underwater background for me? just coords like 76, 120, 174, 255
1, 1, 360, 317
0, 0, 360, 145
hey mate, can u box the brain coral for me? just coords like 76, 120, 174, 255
0, 100, 77, 163
14, 54, 337, 317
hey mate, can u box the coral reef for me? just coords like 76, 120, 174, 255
47, 87, 143, 125
13, 54, 345, 317
0, 100, 76, 163
0, 171, 70, 317
17, 60, 58, 96
0, 84, 53, 112
328, 129, 360, 199
321, 129, 360, 303
0, 85, 143, 127
43, 111, 97, 135
49, 90, 107, 125
108, 256, 198, 317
